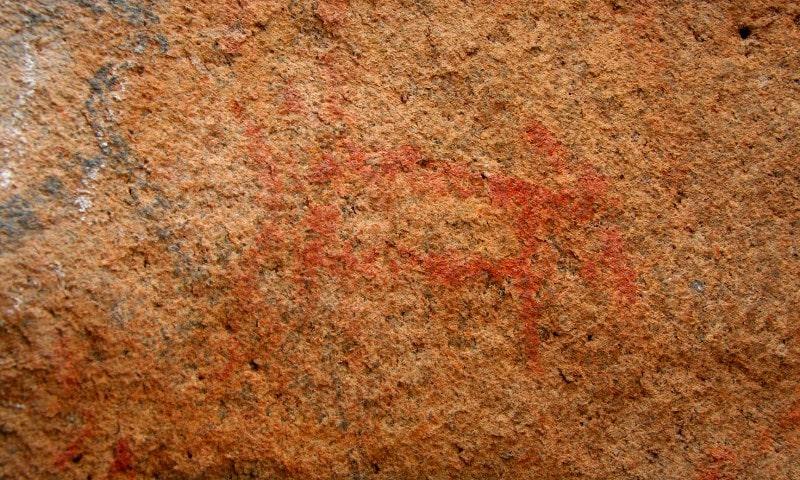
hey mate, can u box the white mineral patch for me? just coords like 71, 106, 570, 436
75, 195, 93, 212
1, 38, 37, 185
0, 169, 10, 188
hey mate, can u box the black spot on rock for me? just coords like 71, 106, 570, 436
738, 25, 751, 39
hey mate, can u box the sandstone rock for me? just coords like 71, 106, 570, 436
1, 1, 799, 478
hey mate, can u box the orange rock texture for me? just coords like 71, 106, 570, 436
1, 1, 799, 478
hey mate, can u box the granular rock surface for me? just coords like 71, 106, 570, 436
1, 1, 799, 479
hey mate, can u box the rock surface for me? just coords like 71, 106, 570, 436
1, 1, 799, 478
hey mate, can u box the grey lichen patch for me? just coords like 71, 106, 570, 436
128, 32, 170, 55
42, 176, 63, 196
81, 156, 105, 180
107, 0, 160, 25
74, 0, 160, 25
155, 33, 169, 53
85, 63, 133, 167
690, 279, 705, 294
0, 195, 40, 247
72, 0, 107, 15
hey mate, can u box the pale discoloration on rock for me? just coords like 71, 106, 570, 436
0, 37, 36, 189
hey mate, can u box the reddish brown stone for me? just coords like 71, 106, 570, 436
1, 1, 799, 479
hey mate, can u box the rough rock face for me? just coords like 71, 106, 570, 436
1, 1, 799, 478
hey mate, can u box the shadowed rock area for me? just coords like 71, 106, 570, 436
1, 1, 799, 479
